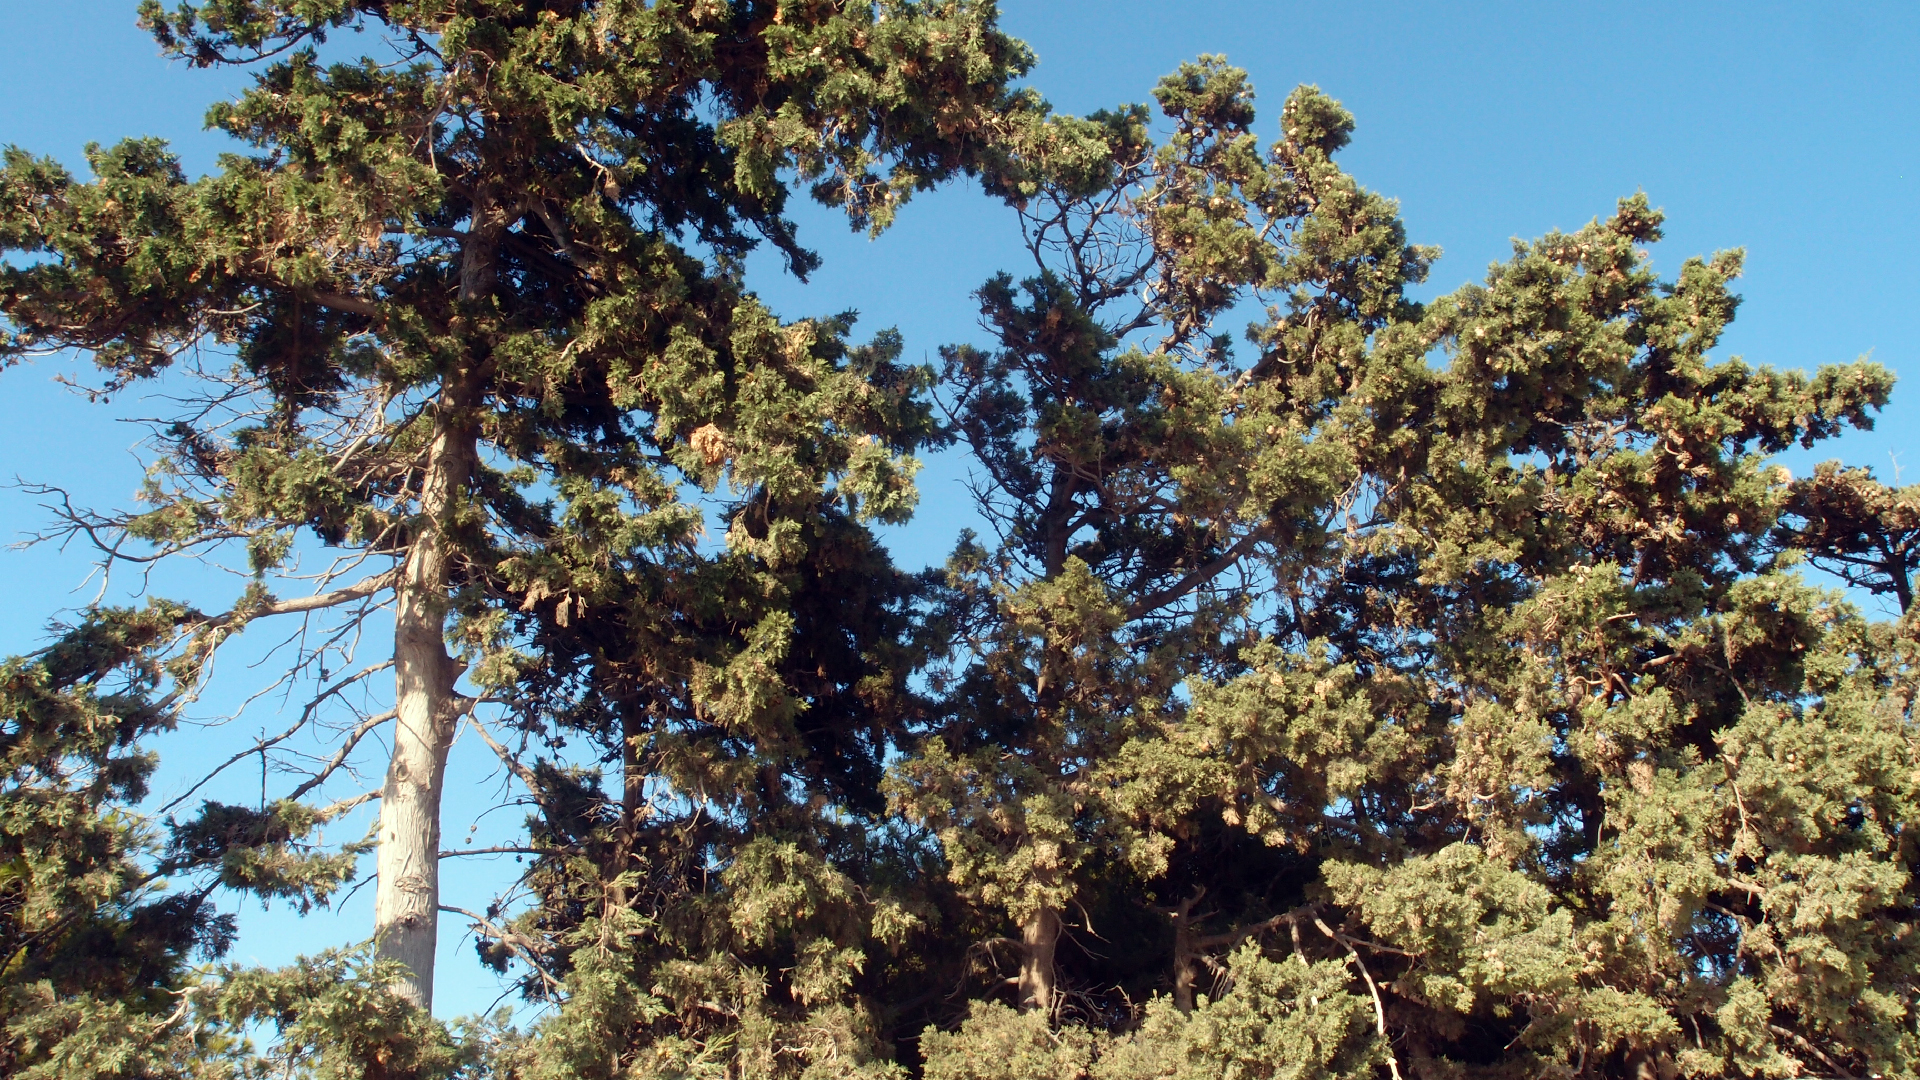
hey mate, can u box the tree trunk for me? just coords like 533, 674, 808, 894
608, 708, 644, 915
1168, 888, 1204, 1014
1017, 907, 1061, 1013
374, 390, 474, 1012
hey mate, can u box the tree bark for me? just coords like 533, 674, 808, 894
1017, 907, 1061, 1013
374, 386, 474, 1012
1168, 888, 1204, 1014
608, 707, 644, 915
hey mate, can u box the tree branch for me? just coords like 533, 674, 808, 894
157, 665, 392, 814
1125, 530, 1266, 620
302, 291, 381, 319
1313, 913, 1402, 1080
466, 714, 541, 790
438, 845, 569, 859
194, 569, 399, 632
439, 904, 565, 997
1769, 1024, 1856, 1080
287, 709, 398, 803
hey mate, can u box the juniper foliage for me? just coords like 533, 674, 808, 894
2, 10, 1917, 1080
0, 0, 1029, 1025
897, 61, 1916, 1080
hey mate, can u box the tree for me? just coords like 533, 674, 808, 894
8, 17, 1919, 1077
0, 604, 253, 1078
0, 604, 472, 1080
887, 57, 1433, 1017
441, 345, 954, 1076
1, 0, 1031, 1012
893, 60, 1918, 1080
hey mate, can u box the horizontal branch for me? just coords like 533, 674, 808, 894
438, 845, 570, 859
195, 569, 399, 632
302, 291, 381, 319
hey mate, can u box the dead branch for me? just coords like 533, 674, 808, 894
439, 903, 565, 997
287, 709, 399, 803
316, 788, 381, 820
466, 713, 541, 790
193, 568, 399, 632
438, 845, 570, 859
1313, 913, 1402, 1080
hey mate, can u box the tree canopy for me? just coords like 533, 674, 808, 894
2, 7, 1917, 1080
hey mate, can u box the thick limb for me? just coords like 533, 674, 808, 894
1017, 907, 1061, 1013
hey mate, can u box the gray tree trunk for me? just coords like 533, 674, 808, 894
373, 392, 473, 1011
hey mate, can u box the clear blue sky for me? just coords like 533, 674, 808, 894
2, 0, 1916, 1018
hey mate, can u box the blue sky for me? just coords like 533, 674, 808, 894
2, 0, 1916, 1018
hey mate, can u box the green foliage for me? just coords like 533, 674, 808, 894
0, 607, 393, 1078
919, 948, 1381, 1080
206, 949, 487, 1080
890, 57, 1916, 1080
3, 7, 1918, 1079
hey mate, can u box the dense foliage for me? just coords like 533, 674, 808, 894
1, 0, 1030, 1022
2, 5, 1916, 1079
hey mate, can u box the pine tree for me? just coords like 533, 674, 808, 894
445, 341, 951, 1076
1, 0, 1030, 1014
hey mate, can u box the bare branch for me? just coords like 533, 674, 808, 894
1125, 530, 1267, 620
288, 709, 398, 803
439, 904, 564, 997
1313, 913, 1403, 1080
302, 291, 381, 319
193, 569, 399, 632
466, 713, 541, 790
438, 845, 569, 859
317, 788, 381, 820
158, 664, 391, 814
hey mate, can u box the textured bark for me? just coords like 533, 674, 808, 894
1168, 890, 1203, 1014
1020, 562, 1068, 1016
1017, 907, 1061, 1013
608, 708, 644, 915
373, 389, 474, 1011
